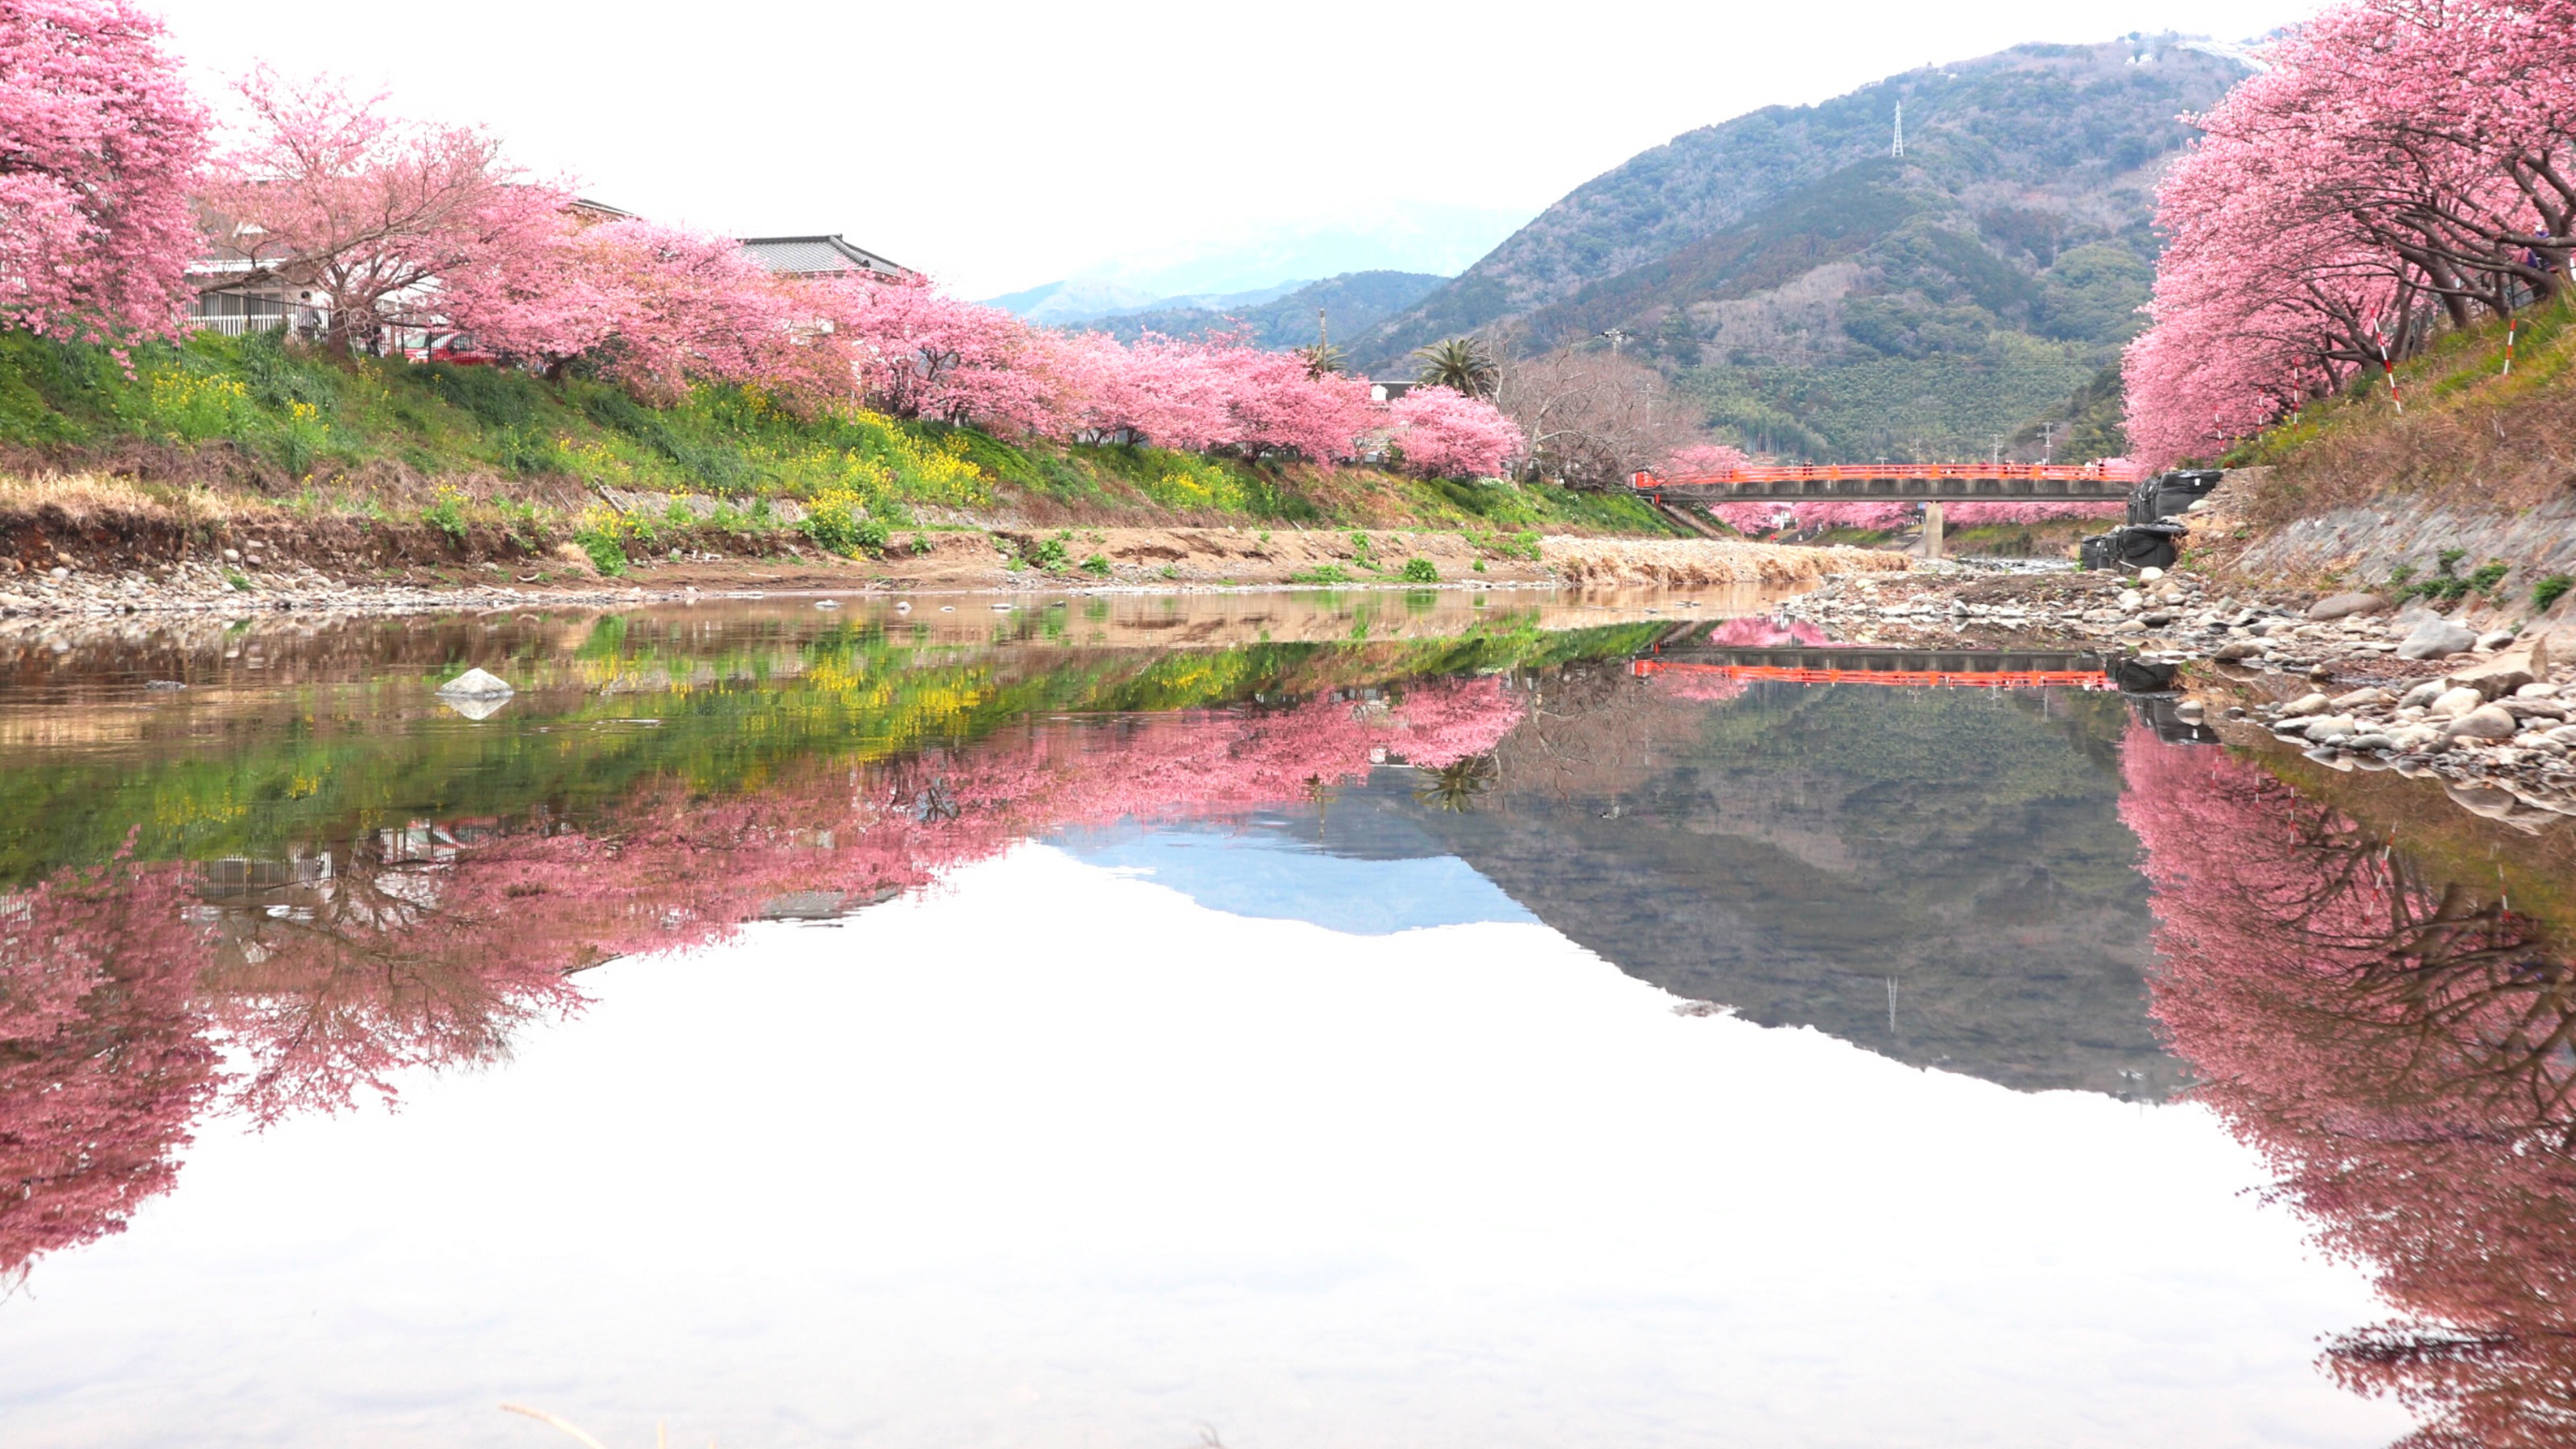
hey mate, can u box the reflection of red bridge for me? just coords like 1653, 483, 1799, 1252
1632, 635, 2116, 690
1629, 460, 2143, 503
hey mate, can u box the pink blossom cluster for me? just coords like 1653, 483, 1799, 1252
0, 1, 205, 342
2125, 0, 2576, 465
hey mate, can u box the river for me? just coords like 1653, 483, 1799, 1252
3, 588, 2570, 1448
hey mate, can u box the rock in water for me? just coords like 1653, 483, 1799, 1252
2306, 592, 2386, 621
437, 667, 514, 699
2396, 620, 2479, 660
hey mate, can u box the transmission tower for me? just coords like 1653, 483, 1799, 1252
1892, 102, 1905, 159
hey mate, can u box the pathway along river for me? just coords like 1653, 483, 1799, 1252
2, 588, 2572, 1448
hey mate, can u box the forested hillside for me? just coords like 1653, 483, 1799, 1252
1351, 37, 2253, 461
1077, 272, 1446, 349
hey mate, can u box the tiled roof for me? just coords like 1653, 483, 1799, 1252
739, 235, 909, 279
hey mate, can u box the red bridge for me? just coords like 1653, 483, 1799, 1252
1629, 460, 2145, 504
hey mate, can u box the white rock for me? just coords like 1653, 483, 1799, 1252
2429, 687, 2487, 717
2139, 567, 2165, 581
2278, 693, 2332, 718
436, 667, 514, 699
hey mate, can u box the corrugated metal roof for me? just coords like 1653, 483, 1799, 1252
739, 235, 908, 278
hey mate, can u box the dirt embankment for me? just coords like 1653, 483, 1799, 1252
0, 481, 1905, 616
2183, 469, 2576, 635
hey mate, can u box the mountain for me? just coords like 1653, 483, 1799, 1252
991, 201, 1534, 328
1072, 271, 1449, 353
985, 278, 1308, 328
1348, 36, 2256, 460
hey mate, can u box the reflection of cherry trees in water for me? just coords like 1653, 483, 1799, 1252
0, 858, 221, 1293
2122, 726, 2576, 1448
0, 679, 1521, 1284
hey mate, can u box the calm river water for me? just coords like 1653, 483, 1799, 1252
3, 589, 2570, 1448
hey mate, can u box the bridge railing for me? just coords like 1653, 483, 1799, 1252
1629, 460, 2145, 493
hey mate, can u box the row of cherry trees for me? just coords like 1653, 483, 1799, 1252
2124, 0, 2576, 465
0, 4, 1522, 477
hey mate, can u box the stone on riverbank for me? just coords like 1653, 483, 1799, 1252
2397, 620, 2479, 659
2448, 640, 2549, 699
2444, 704, 2520, 740
2306, 592, 2385, 621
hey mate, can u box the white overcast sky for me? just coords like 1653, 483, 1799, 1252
145, 0, 2323, 298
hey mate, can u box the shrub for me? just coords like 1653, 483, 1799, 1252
141, 371, 252, 442
268, 399, 332, 474
423, 485, 470, 546
2536, 575, 2574, 612
1291, 565, 1353, 584
1080, 554, 1111, 576
799, 486, 887, 555
574, 528, 630, 576
1399, 557, 1439, 583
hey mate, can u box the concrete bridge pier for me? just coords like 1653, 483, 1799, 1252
1920, 502, 1944, 560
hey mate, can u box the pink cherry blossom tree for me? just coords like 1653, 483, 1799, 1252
1385, 385, 1524, 478
198, 68, 569, 356
444, 217, 803, 398
2124, 0, 2576, 465
0, 0, 207, 342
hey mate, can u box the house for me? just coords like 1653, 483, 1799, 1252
1368, 379, 1416, 403
184, 213, 328, 338
739, 234, 913, 283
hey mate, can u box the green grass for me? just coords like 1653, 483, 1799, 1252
0, 329, 1678, 535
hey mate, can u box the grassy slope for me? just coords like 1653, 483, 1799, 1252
0, 329, 1681, 555
2225, 293, 2576, 522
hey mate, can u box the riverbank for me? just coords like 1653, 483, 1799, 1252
0, 524, 1905, 619
1779, 563, 2576, 828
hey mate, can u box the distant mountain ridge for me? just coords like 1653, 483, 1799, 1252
1072, 271, 1448, 353
1348, 36, 2256, 460
985, 277, 1311, 328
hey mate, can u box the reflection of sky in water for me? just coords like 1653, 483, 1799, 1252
0, 844, 2407, 1449
1054, 817, 1537, 936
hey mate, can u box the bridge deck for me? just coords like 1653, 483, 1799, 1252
1629, 462, 2142, 504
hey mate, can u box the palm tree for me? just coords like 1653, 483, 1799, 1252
1411, 336, 1500, 398
1413, 754, 1499, 812
1295, 341, 1347, 379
